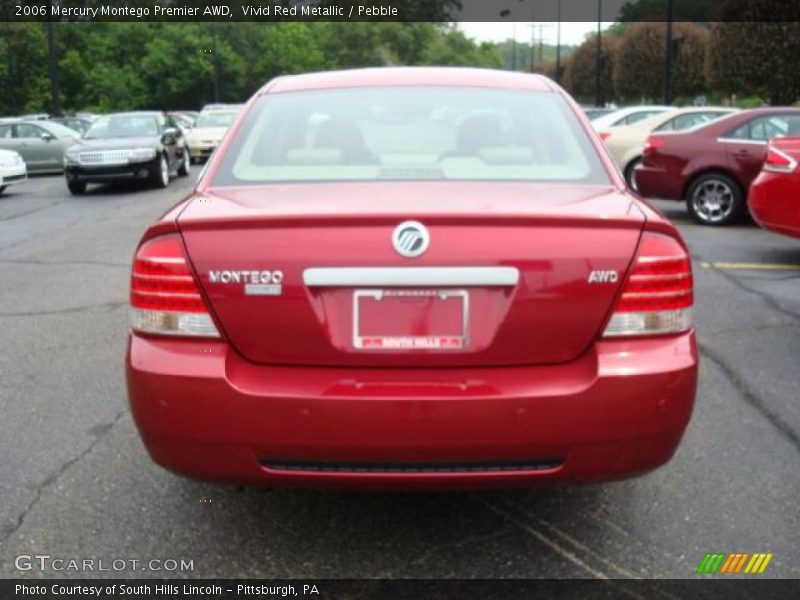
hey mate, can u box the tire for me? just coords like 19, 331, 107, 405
624, 157, 642, 190
67, 181, 87, 195
151, 154, 170, 189
0, 185, 7, 196
686, 172, 744, 226
177, 150, 190, 177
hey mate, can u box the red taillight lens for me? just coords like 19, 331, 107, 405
603, 232, 693, 337
763, 145, 797, 173
130, 235, 219, 337
599, 131, 612, 142
643, 136, 666, 156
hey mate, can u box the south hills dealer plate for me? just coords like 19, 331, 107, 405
353, 289, 468, 351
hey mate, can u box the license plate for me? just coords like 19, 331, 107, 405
353, 289, 468, 350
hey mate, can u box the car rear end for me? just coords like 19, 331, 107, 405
0, 150, 27, 190
126, 70, 697, 489
633, 134, 688, 200
749, 137, 800, 238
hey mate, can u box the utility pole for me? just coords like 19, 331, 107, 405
538, 23, 545, 64
511, 21, 517, 71
45, 18, 62, 117
664, 0, 675, 104
595, 0, 604, 107
556, 0, 563, 83
211, 22, 220, 102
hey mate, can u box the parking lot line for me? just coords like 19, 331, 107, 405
699, 262, 800, 271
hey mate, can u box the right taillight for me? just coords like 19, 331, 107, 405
130, 234, 220, 338
643, 136, 666, 156
603, 232, 693, 338
763, 145, 797, 173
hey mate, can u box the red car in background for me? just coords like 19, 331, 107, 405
635, 108, 800, 225
749, 137, 800, 239
126, 67, 697, 490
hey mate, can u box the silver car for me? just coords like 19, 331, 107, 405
0, 120, 80, 173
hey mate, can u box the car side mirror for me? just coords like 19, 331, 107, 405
41, 132, 54, 142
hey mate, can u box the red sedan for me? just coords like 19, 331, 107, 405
126, 68, 697, 490
635, 108, 800, 225
749, 137, 800, 238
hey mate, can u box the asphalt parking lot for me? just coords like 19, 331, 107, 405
0, 175, 798, 582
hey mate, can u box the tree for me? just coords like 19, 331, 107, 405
613, 22, 708, 103
252, 24, 327, 85
563, 33, 617, 104
419, 25, 503, 68
706, 3, 800, 105
0, 23, 49, 114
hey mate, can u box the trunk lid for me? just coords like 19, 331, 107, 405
178, 182, 644, 367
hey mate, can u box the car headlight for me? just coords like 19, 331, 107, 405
127, 148, 157, 162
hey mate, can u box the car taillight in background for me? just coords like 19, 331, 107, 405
643, 136, 666, 156
763, 144, 797, 173
603, 232, 693, 337
599, 131, 612, 142
130, 235, 220, 337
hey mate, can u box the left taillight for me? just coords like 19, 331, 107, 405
763, 144, 797, 173
130, 234, 220, 337
603, 232, 693, 338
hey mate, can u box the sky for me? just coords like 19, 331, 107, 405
459, 22, 614, 47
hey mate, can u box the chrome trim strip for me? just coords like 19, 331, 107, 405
303, 267, 520, 287
716, 137, 767, 146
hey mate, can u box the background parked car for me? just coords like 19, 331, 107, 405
168, 111, 197, 131
749, 137, 800, 239
601, 107, 738, 187
635, 107, 800, 225
63, 111, 190, 194
590, 105, 672, 131
0, 148, 27, 195
0, 120, 80, 173
50, 116, 93, 136
187, 109, 239, 163
582, 107, 615, 122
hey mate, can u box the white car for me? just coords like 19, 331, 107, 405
187, 110, 239, 163
0, 149, 27, 195
591, 105, 672, 131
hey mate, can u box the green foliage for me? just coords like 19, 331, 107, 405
0, 22, 509, 115
0, 23, 49, 115
613, 22, 708, 103
495, 39, 576, 72
707, 10, 800, 105
420, 25, 503, 68
563, 33, 617, 104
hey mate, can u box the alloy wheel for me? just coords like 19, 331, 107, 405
691, 179, 734, 223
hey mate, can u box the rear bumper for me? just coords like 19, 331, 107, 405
749, 174, 800, 239
0, 165, 27, 187
126, 332, 698, 490
634, 164, 683, 201
188, 145, 215, 159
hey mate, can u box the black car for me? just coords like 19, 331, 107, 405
63, 111, 190, 194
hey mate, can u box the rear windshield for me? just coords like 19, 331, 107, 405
211, 87, 610, 186
195, 112, 237, 128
